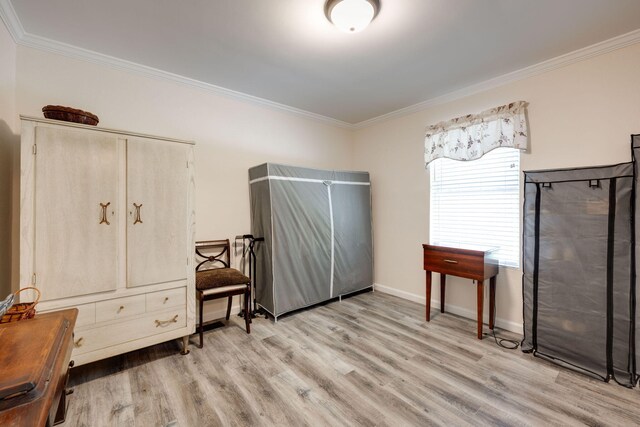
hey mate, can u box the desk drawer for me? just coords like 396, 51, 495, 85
72, 308, 186, 355
423, 247, 485, 280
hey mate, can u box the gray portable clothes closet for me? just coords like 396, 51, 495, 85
522, 135, 640, 387
249, 163, 373, 319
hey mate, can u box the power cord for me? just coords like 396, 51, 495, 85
489, 328, 520, 350
485, 293, 520, 350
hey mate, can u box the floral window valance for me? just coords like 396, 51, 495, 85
424, 101, 528, 167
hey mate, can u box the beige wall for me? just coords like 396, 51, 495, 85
13, 45, 354, 317
354, 43, 640, 332
8, 24, 640, 330
0, 21, 17, 298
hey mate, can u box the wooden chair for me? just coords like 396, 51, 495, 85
195, 239, 251, 348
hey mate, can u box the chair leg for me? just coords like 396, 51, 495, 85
226, 296, 232, 320
198, 296, 204, 349
244, 286, 251, 334
245, 285, 252, 324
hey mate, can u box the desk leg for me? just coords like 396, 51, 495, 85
440, 274, 446, 313
489, 276, 496, 330
477, 280, 484, 339
425, 271, 432, 322
53, 388, 67, 425
53, 361, 74, 426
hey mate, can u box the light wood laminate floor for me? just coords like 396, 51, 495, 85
63, 291, 640, 426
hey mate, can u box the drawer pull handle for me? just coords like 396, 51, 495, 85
74, 337, 84, 348
155, 315, 179, 327
118, 305, 125, 313
133, 203, 143, 225
164, 297, 169, 304
443, 259, 458, 264
99, 202, 111, 225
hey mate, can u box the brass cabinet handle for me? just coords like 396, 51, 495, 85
164, 297, 169, 304
99, 202, 111, 225
133, 203, 143, 225
74, 337, 84, 348
155, 315, 179, 327
117, 305, 125, 313
443, 259, 458, 264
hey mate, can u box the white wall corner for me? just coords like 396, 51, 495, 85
373, 283, 523, 335
0, 0, 24, 42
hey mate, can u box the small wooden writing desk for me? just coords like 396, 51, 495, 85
0, 309, 78, 426
423, 244, 499, 339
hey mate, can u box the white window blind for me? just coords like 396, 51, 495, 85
429, 147, 521, 268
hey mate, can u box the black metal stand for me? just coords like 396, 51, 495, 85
235, 234, 264, 318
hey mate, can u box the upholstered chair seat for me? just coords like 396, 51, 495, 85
196, 268, 251, 290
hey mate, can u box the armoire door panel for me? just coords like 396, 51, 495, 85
34, 126, 119, 300
127, 138, 188, 287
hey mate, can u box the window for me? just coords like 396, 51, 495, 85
429, 147, 520, 268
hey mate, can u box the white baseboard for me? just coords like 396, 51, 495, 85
373, 283, 523, 334
205, 286, 524, 335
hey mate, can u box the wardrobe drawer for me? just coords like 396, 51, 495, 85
42, 303, 95, 327
75, 303, 96, 327
146, 287, 186, 312
73, 308, 187, 355
95, 295, 146, 323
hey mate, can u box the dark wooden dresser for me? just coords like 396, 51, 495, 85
0, 309, 78, 426
423, 244, 499, 339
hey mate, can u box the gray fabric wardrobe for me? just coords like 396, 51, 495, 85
249, 163, 373, 319
522, 135, 640, 387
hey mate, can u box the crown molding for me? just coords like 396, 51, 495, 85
353, 28, 640, 130
18, 31, 354, 129
0, 0, 353, 130
2, 0, 640, 132
0, 0, 23, 42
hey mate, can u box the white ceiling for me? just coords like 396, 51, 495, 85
7, 0, 640, 124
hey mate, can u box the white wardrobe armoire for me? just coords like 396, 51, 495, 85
19, 116, 195, 366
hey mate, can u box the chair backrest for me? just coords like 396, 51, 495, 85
195, 239, 231, 272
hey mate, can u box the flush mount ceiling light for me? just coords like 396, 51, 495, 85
325, 0, 380, 33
